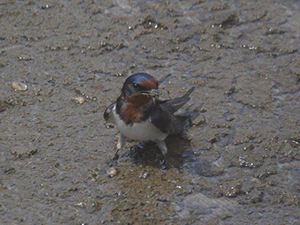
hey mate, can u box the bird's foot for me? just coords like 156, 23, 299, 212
159, 159, 167, 169
159, 154, 171, 169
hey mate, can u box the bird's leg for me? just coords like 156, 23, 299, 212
113, 133, 126, 160
155, 140, 168, 167
156, 140, 168, 155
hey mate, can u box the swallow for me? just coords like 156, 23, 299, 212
104, 73, 194, 161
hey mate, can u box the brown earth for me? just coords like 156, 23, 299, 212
0, 0, 299, 224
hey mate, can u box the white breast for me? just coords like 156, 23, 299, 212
112, 106, 168, 141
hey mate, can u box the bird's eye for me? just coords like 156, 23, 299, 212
133, 83, 139, 88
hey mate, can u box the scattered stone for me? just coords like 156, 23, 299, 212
11, 82, 28, 92
73, 96, 85, 104
106, 167, 118, 177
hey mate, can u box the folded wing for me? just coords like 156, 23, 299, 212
150, 87, 194, 134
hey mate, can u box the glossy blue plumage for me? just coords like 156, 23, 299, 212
123, 73, 154, 87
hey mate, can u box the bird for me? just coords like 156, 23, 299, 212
103, 73, 194, 161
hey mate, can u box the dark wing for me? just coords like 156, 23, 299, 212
150, 87, 194, 134
103, 102, 116, 123
159, 87, 194, 113
150, 104, 185, 134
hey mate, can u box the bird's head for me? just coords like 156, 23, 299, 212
121, 73, 159, 105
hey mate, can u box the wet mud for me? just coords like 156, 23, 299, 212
0, 0, 299, 224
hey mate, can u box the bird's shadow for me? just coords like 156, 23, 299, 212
123, 134, 194, 169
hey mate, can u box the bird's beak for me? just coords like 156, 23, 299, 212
142, 89, 160, 97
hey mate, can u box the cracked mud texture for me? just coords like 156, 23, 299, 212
0, 0, 299, 224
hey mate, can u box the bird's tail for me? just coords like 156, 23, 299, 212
162, 87, 195, 113
182, 87, 195, 99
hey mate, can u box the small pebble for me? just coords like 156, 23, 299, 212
11, 82, 28, 92
74, 96, 85, 104
106, 167, 118, 177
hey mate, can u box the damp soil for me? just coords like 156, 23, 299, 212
0, 0, 299, 224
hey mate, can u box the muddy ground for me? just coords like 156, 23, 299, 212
0, 0, 299, 224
